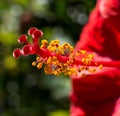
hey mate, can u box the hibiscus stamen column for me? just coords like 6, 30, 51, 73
13, 27, 120, 76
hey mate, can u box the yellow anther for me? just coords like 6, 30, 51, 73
88, 68, 96, 72
32, 61, 36, 66
52, 56, 57, 60
36, 57, 40, 61
80, 66, 86, 71
47, 57, 52, 64
81, 58, 86, 64
40, 45, 44, 48
88, 54, 94, 59
81, 73, 86, 77
53, 71, 59, 76
80, 50, 87, 54
77, 68, 81, 72
37, 63, 42, 69
70, 68, 77, 75
41, 39, 48, 45
99, 64, 103, 69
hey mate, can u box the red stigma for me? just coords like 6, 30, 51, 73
18, 34, 28, 44
32, 30, 43, 38
13, 48, 21, 58
22, 45, 32, 56
28, 27, 37, 35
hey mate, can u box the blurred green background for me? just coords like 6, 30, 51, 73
0, 0, 95, 116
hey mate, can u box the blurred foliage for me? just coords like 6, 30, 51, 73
0, 0, 95, 116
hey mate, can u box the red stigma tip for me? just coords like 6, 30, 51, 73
13, 48, 21, 58
18, 34, 28, 44
28, 27, 37, 35
22, 45, 32, 56
32, 30, 43, 39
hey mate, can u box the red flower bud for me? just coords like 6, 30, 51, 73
13, 48, 21, 58
22, 45, 32, 56
18, 34, 27, 44
28, 27, 37, 35
32, 30, 43, 39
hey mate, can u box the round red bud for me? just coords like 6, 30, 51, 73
28, 27, 37, 35
18, 34, 27, 44
13, 48, 21, 58
22, 45, 32, 56
32, 30, 43, 39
